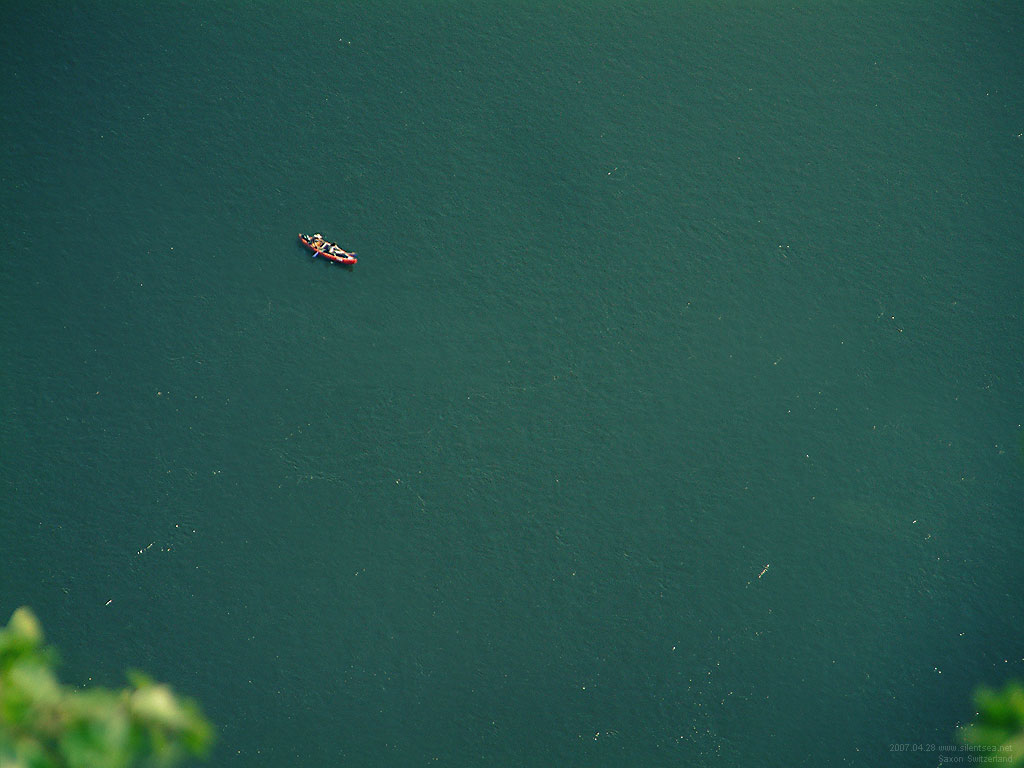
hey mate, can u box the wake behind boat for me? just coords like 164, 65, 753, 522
299, 233, 357, 265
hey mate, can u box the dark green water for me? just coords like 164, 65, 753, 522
2, 2, 1022, 766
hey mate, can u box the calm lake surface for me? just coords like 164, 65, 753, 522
2, 2, 1022, 766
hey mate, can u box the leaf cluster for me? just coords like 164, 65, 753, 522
0, 607, 213, 768
959, 680, 1024, 767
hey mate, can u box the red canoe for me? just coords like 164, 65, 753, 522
298, 233, 357, 265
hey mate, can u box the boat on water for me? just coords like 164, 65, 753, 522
298, 233, 357, 265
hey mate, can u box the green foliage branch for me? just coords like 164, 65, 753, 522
959, 680, 1024, 767
0, 607, 212, 768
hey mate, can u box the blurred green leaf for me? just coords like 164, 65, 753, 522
0, 608, 213, 768
959, 681, 1024, 766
